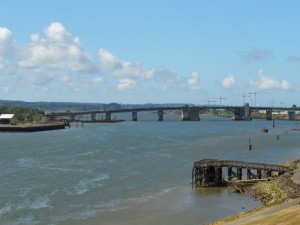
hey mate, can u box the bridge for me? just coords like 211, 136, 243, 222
45, 103, 300, 122
192, 159, 290, 187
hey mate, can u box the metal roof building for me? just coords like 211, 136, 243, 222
0, 114, 16, 124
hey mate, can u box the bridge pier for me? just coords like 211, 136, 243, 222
132, 111, 138, 121
91, 113, 96, 121
181, 107, 200, 121
157, 110, 163, 121
266, 109, 273, 120
233, 103, 251, 120
247, 168, 257, 179
215, 167, 223, 184
237, 167, 242, 180
288, 111, 296, 120
70, 114, 76, 121
228, 167, 232, 180
105, 112, 111, 121
257, 169, 262, 179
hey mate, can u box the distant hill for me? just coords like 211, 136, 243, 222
0, 100, 191, 113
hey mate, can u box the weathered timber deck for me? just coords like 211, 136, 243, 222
192, 159, 290, 188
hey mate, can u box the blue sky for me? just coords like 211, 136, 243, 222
1, 0, 300, 106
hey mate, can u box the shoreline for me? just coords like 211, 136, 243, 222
209, 197, 300, 225
208, 161, 300, 225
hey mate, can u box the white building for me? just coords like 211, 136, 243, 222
0, 114, 17, 125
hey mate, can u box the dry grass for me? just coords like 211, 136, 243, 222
242, 204, 300, 225
208, 204, 276, 225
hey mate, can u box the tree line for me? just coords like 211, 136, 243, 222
0, 105, 46, 124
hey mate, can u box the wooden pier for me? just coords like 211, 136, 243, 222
192, 159, 290, 188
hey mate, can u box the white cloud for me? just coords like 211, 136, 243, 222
99, 48, 154, 79
222, 73, 237, 89
117, 79, 137, 91
0, 27, 12, 48
250, 69, 292, 90
0, 26, 16, 69
90, 77, 103, 83
0, 22, 184, 100
18, 22, 97, 74
154, 68, 180, 84
2, 86, 10, 93
31, 34, 40, 42
187, 72, 200, 90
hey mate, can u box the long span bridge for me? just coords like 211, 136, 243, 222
45, 103, 300, 122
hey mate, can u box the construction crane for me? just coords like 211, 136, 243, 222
207, 99, 217, 105
243, 94, 250, 105
210, 97, 227, 105
217, 97, 227, 105
249, 91, 257, 106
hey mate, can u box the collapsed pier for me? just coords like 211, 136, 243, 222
192, 159, 290, 187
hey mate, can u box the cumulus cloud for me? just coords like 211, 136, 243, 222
99, 48, 154, 79
187, 72, 200, 90
0, 26, 17, 71
2, 86, 10, 93
0, 22, 186, 99
244, 48, 272, 62
18, 22, 97, 73
117, 79, 137, 91
90, 77, 103, 84
0, 27, 15, 53
222, 73, 237, 89
157, 68, 179, 82
250, 69, 292, 90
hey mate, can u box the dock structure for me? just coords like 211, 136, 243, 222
192, 159, 290, 188
0, 123, 65, 132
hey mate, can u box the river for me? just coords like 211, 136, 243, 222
1, 113, 300, 225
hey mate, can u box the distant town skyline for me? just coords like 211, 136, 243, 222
1, 1, 300, 106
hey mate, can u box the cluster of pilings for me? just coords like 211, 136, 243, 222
192, 159, 289, 188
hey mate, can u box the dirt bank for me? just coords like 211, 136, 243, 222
208, 160, 300, 225
250, 160, 300, 204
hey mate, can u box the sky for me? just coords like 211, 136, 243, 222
1, 0, 300, 106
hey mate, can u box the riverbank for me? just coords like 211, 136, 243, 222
208, 160, 300, 225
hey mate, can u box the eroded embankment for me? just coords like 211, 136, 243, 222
208, 160, 300, 225
250, 160, 300, 205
